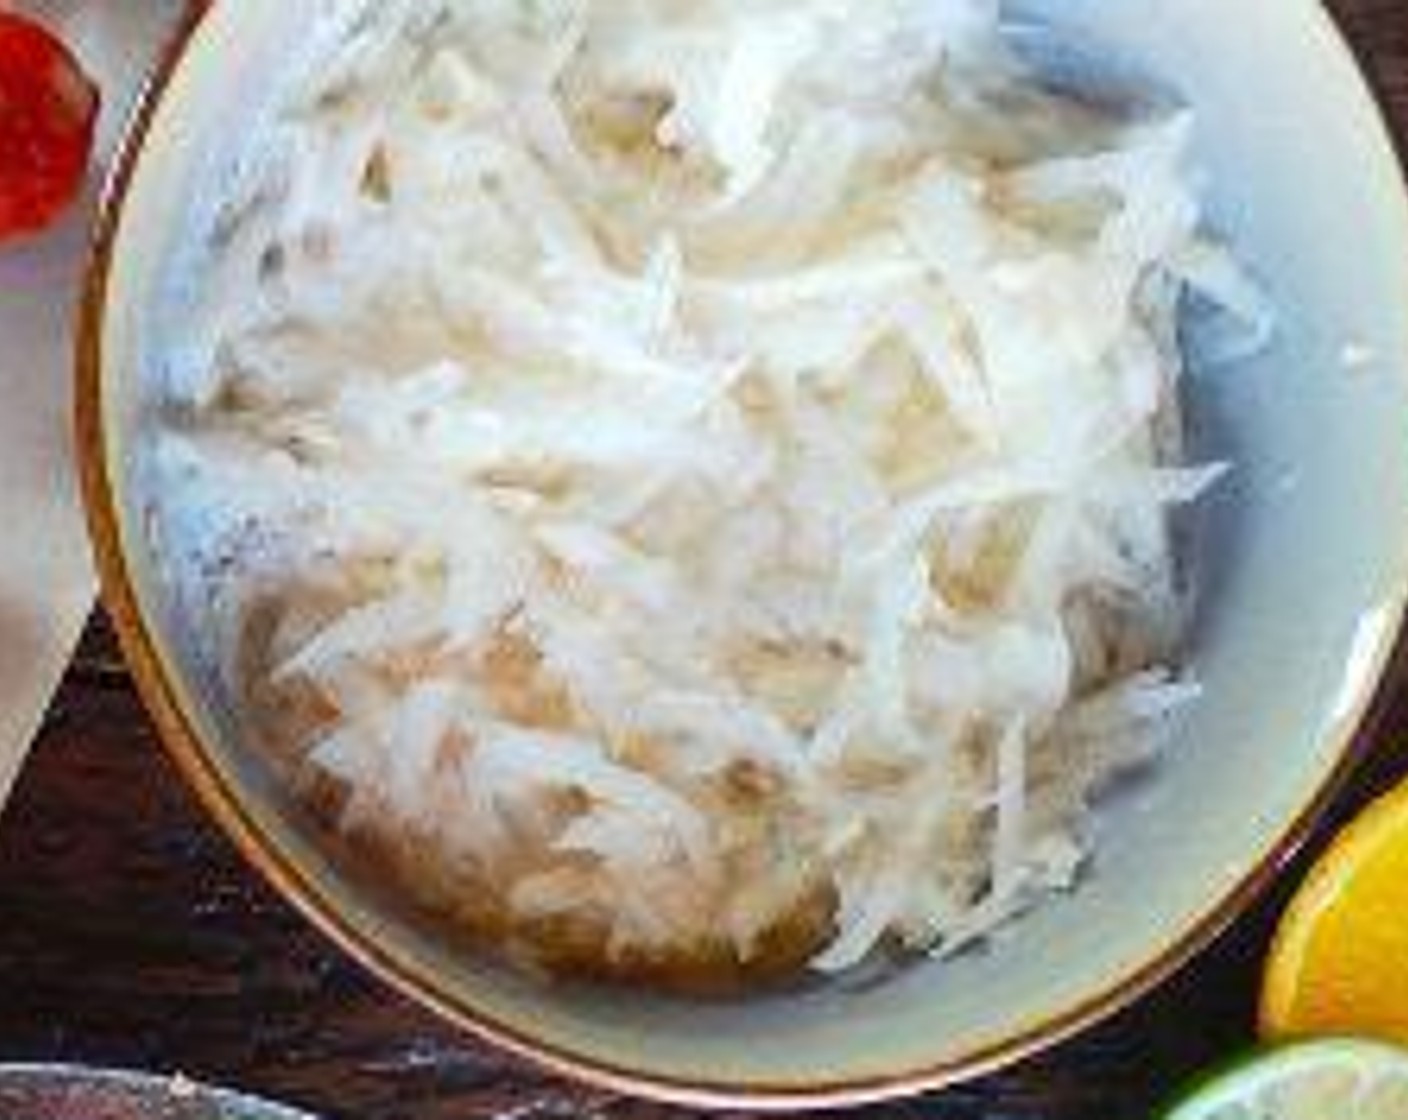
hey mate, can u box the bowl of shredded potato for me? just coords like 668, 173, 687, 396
77, 0, 1408, 1108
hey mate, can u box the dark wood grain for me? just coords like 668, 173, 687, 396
3, 5, 1408, 1117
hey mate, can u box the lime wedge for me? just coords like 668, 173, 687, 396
1164, 1040, 1408, 1120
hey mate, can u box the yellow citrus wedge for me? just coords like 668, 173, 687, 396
1262, 780, 1408, 1044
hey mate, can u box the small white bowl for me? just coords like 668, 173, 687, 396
0, 1064, 312, 1120
78, 0, 1408, 1109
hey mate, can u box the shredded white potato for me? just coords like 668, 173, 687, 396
151, 0, 1267, 976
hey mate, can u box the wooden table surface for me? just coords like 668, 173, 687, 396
4, 5, 1408, 1118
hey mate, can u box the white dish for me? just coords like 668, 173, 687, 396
80, 0, 1408, 1108
0, 1, 183, 809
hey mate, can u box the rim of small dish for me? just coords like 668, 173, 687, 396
75, 1, 1408, 1110
0, 1063, 315, 1118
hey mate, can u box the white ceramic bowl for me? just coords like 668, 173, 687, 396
0, 1065, 312, 1120
79, 0, 1408, 1109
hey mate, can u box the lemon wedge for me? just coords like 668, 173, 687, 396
1262, 781, 1408, 1043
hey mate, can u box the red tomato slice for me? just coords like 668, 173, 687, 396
0, 11, 99, 243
